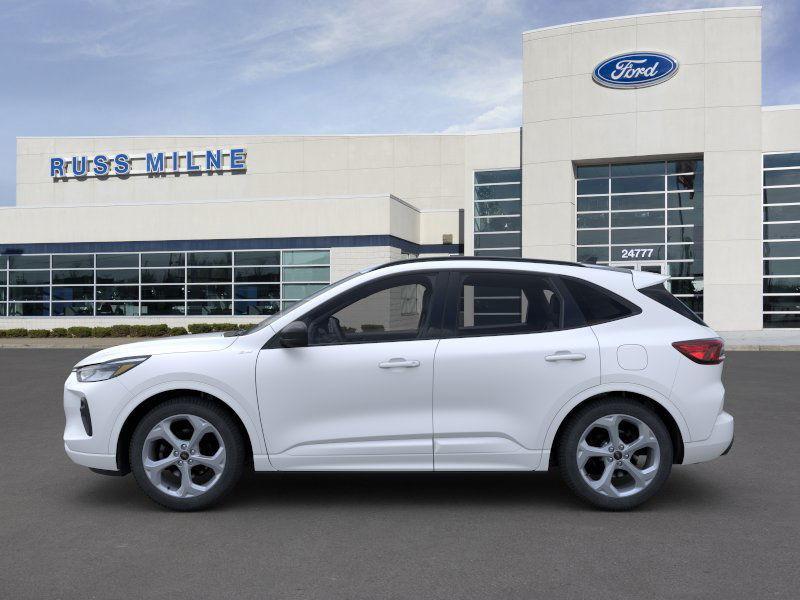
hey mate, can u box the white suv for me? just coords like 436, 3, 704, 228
63, 258, 733, 511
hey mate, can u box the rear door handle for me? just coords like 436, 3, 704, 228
545, 351, 586, 362
378, 358, 420, 369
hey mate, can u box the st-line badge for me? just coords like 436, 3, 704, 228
593, 52, 679, 89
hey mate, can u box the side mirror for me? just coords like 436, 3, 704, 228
279, 321, 308, 348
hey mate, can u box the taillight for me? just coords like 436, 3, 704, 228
672, 338, 725, 365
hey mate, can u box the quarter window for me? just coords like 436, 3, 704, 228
561, 277, 639, 325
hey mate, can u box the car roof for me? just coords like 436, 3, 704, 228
367, 256, 629, 274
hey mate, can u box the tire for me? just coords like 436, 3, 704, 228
556, 398, 673, 510
130, 397, 246, 511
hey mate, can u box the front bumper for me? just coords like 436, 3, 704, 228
64, 443, 118, 470
682, 411, 734, 465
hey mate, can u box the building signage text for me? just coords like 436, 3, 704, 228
592, 52, 678, 89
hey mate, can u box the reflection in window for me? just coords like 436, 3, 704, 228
474, 169, 521, 257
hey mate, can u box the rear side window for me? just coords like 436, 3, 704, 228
640, 283, 706, 326
561, 277, 640, 325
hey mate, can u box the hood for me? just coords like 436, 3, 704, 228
74, 332, 237, 367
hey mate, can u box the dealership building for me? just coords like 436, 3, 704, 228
2, 6, 799, 331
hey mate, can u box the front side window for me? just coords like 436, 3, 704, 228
308, 274, 436, 345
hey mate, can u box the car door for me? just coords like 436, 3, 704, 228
432, 269, 601, 470
256, 271, 446, 470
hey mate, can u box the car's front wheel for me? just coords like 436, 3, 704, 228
557, 398, 673, 510
130, 397, 246, 511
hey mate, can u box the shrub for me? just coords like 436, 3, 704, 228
0, 330, 6, 338
50, 328, 69, 338
67, 326, 92, 338
129, 325, 150, 337
168, 327, 188, 336
91, 327, 113, 338
28, 329, 51, 338
5, 328, 29, 338
145, 324, 169, 337
109, 324, 132, 337
188, 323, 214, 334
211, 323, 239, 332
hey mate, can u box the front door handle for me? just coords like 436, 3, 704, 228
378, 358, 420, 369
545, 351, 586, 362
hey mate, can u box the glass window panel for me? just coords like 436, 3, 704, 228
187, 301, 232, 315
764, 259, 800, 276
234, 284, 280, 300
611, 228, 664, 244
577, 230, 608, 245
141, 268, 185, 284
140, 302, 185, 316
474, 184, 522, 200
10, 287, 49, 301
0, 288, 4, 301
668, 279, 701, 295
52, 270, 93, 284
141, 253, 185, 268
611, 162, 664, 177
667, 174, 700, 191
234, 266, 280, 282
668, 262, 697, 277
9, 270, 49, 285
474, 216, 521, 233
764, 314, 800, 328
96, 302, 138, 316
187, 285, 232, 300
764, 241, 800, 258
611, 245, 665, 261
611, 194, 664, 210
764, 205, 800, 222
667, 160, 702, 174
187, 267, 231, 283
763, 278, 800, 294
577, 197, 608, 212
187, 252, 231, 267
0, 304, 5, 316
611, 176, 663, 194
668, 227, 694, 243
282, 250, 329, 266
474, 200, 521, 216
96, 269, 138, 284
764, 170, 800, 187
765, 153, 800, 169
8, 302, 49, 316
9, 255, 49, 269
283, 283, 327, 300
473, 249, 522, 258
234, 251, 280, 266
576, 165, 608, 179
141, 285, 185, 300
235, 300, 280, 316
763, 187, 800, 204
474, 232, 521, 249
611, 210, 665, 228
53, 286, 94, 301
577, 213, 609, 229
0, 255, 6, 269
764, 223, 800, 240
668, 209, 701, 226
576, 179, 608, 195
52, 302, 94, 316
96, 254, 137, 268
474, 170, 520, 184
52, 254, 93, 269
667, 244, 694, 261
282, 266, 330, 282
763, 296, 800, 312
0, 272, 5, 285
95, 286, 138, 301
577, 246, 609, 262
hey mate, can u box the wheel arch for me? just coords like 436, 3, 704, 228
112, 384, 267, 474
545, 387, 687, 468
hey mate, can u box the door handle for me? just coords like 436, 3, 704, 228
545, 351, 586, 362
378, 358, 420, 369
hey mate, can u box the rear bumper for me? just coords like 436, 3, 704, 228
682, 411, 734, 465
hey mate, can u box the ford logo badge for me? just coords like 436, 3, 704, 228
593, 52, 679, 89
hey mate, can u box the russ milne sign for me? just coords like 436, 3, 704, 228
593, 52, 678, 89
50, 148, 246, 179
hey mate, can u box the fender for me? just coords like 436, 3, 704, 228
107, 379, 274, 469
536, 382, 691, 470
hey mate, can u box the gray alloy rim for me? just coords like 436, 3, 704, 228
576, 413, 660, 498
141, 414, 226, 499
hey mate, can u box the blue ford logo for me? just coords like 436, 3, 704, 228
593, 52, 678, 89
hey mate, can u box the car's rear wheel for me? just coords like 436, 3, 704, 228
130, 398, 245, 511
557, 398, 673, 510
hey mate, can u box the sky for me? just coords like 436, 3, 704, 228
1, 0, 798, 206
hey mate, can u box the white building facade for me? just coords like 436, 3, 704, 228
2, 6, 799, 331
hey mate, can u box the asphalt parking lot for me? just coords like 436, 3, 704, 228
1, 350, 798, 599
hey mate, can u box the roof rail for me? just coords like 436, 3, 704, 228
370, 256, 588, 271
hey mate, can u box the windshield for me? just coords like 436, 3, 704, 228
228, 271, 364, 336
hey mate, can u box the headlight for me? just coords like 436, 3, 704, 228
74, 356, 149, 382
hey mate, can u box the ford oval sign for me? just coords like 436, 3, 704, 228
593, 52, 678, 89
